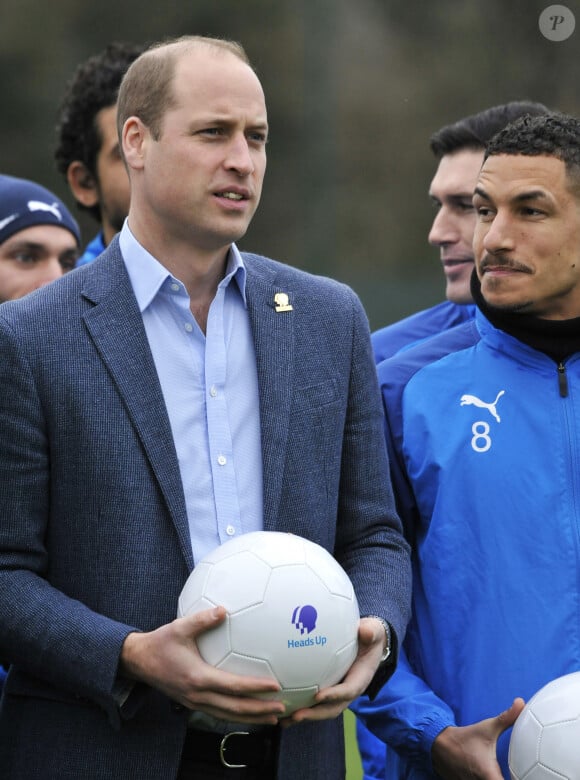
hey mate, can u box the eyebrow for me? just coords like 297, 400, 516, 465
473, 186, 490, 201
473, 186, 551, 204
6, 241, 47, 252
430, 192, 474, 203
512, 190, 551, 204
5, 241, 78, 255
195, 115, 268, 128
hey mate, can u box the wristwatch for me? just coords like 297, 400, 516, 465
367, 615, 392, 663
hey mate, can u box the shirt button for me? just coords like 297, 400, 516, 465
184, 323, 193, 333
170, 283, 180, 292
217, 455, 227, 466
226, 525, 236, 536
209, 386, 218, 398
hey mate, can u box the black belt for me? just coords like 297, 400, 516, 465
182, 727, 279, 771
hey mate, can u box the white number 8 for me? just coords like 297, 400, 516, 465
471, 421, 491, 453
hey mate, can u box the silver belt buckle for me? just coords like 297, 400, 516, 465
219, 730, 250, 768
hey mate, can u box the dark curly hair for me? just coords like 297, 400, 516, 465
54, 41, 145, 221
485, 110, 580, 165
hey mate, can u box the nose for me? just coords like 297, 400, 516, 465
225, 133, 254, 176
480, 211, 515, 255
428, 207, 459, 247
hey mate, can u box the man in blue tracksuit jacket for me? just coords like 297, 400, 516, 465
353, 111, 580, 779
356, 101, 549, 779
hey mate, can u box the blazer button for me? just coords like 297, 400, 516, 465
171, 703, 185, 713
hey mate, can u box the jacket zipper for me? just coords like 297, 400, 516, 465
558, 362, 569, 397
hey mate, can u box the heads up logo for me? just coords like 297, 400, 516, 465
292, 604, 317, 634
288, 605, 327, 648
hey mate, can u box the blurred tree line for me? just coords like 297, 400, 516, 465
1, 0, 578, 329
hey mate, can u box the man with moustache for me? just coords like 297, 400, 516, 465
354, 111, 580, 779
0, 35, 410, 779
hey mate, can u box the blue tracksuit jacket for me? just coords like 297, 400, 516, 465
371, 301, 475, 364
353, 309, 580, 779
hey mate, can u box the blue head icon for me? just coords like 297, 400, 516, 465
291, 604, 318, 635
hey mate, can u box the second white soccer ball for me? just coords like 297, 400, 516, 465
509, 671, 580, 780
178, 530, 360, 715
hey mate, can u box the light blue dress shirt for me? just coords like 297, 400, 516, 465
120, 223, 263, 564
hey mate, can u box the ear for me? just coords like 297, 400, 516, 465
122, 117, 147, 171
66, 161, 99, 208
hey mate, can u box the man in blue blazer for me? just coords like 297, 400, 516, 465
0, 36, 411, 779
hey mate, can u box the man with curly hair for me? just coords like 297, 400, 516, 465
54, 41, 145, 266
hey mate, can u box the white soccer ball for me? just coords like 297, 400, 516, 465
177, 531, 360, 715
509, 671, 580, 780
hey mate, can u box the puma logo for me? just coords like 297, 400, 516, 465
0, 214, 17, 231
27, 200, 63, 221
460, 390, 505, 423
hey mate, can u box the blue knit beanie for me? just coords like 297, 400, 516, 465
0, 174, 80, 246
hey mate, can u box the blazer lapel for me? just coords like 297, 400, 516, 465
246, 264, 294, 530
80, 252, 194, 569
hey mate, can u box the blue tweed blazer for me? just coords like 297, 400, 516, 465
0, 238, 410, 779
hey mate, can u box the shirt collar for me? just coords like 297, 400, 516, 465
119, 220, 247, 313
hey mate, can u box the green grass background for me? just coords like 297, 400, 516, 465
345, 709, 363, 779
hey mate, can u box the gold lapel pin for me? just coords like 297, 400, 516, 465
274, 292, 293, 312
